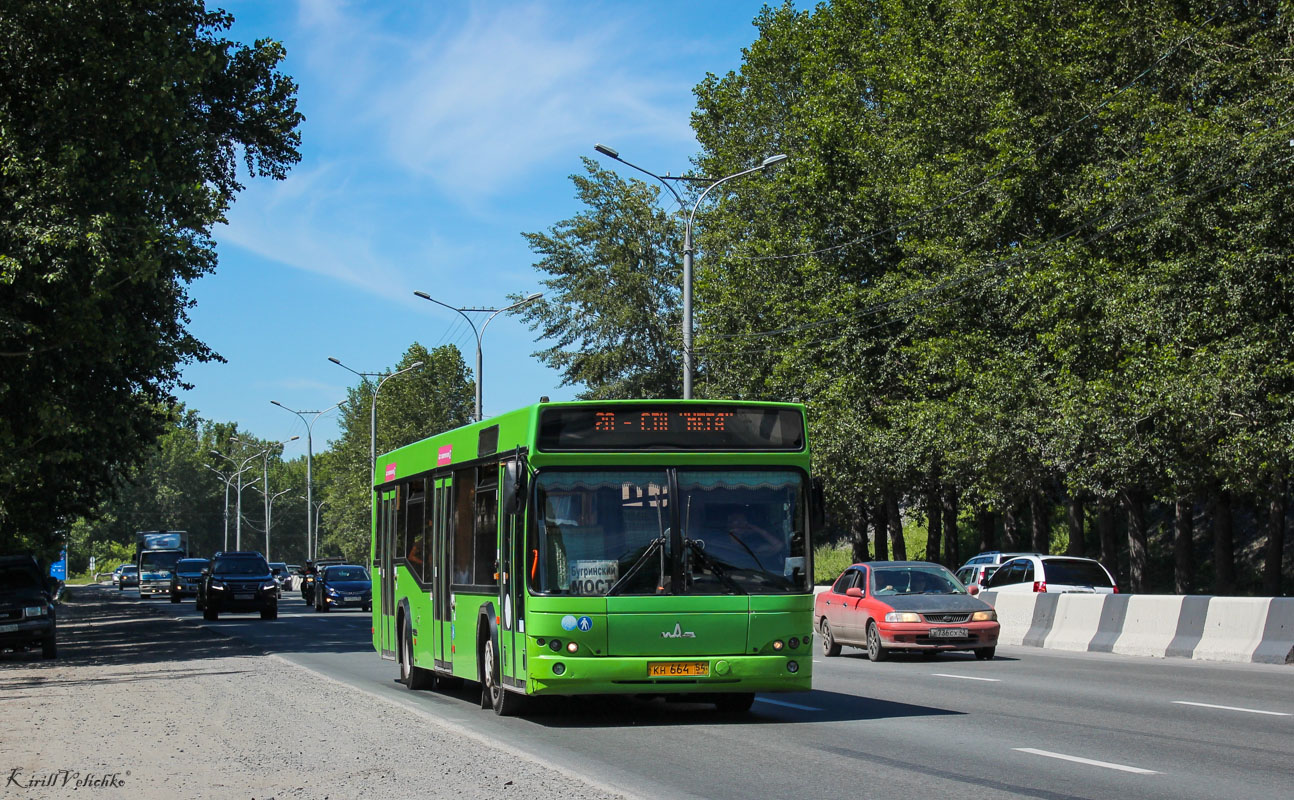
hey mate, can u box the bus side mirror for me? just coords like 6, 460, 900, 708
810, 477, 826, 533
503, 459, 528, 515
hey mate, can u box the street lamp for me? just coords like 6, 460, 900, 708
272, 400, 343, 563
235, 434, 299, 560
594, 143, 788, 398
266, 486, 293, 560
208, 451, 262, 550
413, 290, 543, 421
328, 358, 425, 526
203, 464, 235, 551
310, 498, 328, 559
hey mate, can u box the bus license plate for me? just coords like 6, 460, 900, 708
930, 628, 968, 638
648, 661, 709, 677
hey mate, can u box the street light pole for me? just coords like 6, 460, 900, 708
271, 400, 342, 561
237, 435, 298, 560
594, 144, 788, 398
413, 291, 543, 421
328, 358, 425, 527
311, 498, 328, 557
211, 444, 274, 550
203, 465, 234, 551
267, 487, 292, 559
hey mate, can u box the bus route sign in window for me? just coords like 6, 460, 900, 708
537, 405, 805, 452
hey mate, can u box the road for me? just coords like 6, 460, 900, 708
154, 589, 1291, 800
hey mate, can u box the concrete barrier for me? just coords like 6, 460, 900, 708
1110, 595, 1186, 658
1192, 597, 1274, 663
1253, 599, 1294, 665
1041, 594, 1110, 653
978, 592, 1032, 646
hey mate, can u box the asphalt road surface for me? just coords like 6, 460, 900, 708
154, 589, 1291, 800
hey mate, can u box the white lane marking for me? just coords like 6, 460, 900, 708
754, 697, 821, 712
932, 673, 1000, 682
1172, 701, 1291, 717
1014, 748, 1160, 775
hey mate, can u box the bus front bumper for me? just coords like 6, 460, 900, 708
525, 653, 811, 696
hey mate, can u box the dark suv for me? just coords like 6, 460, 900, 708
169, 557, 209, 603
0, 555, 58, 659
198, 552, 278, 620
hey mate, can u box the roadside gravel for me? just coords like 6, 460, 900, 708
0, 585, 626, 800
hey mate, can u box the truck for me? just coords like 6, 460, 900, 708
135, 531, 189, 598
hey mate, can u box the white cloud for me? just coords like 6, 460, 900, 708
305, 2, 696, 197
218, 1, 706, 297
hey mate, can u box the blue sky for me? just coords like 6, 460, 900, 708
179, 0, 774, 461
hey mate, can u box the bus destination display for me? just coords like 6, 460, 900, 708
537, 405, 805, 452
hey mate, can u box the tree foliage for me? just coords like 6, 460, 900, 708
0, 0, 302, 554
320, 343, 474, 561
517, 158, 684, 399
686, 0, 1293, 591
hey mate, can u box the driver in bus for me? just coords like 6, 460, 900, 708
724, 508, 782, 569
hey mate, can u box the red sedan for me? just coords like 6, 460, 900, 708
815, 561, 1000, 661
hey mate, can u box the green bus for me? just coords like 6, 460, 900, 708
371, 399, 819, 715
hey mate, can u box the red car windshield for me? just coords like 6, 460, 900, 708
871, 566, 965, 595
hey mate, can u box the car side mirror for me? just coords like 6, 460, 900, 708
44, 576, 60, 595
845, 587, 864, 599
968, 584, 980, 596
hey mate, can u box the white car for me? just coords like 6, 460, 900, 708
955, 551, 1038, 591
981, 555, 1118, 594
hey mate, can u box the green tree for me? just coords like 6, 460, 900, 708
66, 408, 233, 567
0, 0, 302, 554
517, 158, 684, 399
689, 0, 1292, 591
320, 343, 474, 561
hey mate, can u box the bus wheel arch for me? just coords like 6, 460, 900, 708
478, 605, 526, 716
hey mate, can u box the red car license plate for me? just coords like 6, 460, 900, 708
930, 627, 968, 638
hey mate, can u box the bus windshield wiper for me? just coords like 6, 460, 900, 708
685, 539, 745, 595
606, 537, 666, 597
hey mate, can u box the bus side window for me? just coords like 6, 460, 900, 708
474, 464, 499, 586
406, 478, 426, 582
452, 469, 475, 585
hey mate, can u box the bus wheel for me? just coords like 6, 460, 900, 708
714, 693, 755, 713
482, 637, 526, 716
401, 619, 435, 690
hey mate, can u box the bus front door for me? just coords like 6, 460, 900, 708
499, 459, 525, 689
379, 488, 397, 659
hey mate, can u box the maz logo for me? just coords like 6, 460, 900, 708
661, 623, 696, 639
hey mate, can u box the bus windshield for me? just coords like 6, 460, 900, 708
531, 468, 808, 596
